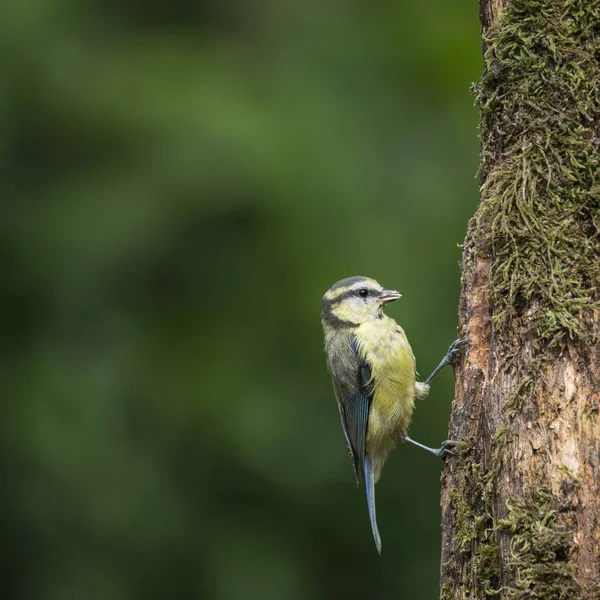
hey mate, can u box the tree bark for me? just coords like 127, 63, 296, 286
440, 1, 600, 599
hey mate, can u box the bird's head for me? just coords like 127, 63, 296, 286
321, 276, 401, 328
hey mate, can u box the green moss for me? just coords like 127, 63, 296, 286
469, 0, 600, 348
441, 432, 592, 598
443, 4, 599, 596
482, 427, 510, 508
444, 440, 585, 598
506, 373, 535, 418
440, 582, 454, 600
475, 540, 502, 597
443, 431, 506, 598
451, 488, 481, 552
497, 489, 583, 599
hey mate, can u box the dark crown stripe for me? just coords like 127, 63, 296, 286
329, 276, 368, 292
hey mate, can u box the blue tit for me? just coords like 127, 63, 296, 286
321, 276, 461, 553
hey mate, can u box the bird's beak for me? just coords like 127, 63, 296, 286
380, 289, 401, 304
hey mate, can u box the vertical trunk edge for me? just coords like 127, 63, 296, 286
440, 0, 600, 598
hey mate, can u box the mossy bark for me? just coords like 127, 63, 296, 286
440, 0, 600, 598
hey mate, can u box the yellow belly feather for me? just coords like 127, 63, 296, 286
355, 317, 416, 481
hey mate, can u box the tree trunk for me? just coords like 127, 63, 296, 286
440, 1, 600, 599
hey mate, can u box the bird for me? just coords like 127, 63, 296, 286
321, 275, 462, 553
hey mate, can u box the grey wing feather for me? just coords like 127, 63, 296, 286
332, 377, 359, 484
330, 338, 373, 484
344, 357, 372, 478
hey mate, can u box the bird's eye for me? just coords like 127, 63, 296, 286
358, 288, 369, 298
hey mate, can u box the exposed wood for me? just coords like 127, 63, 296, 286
479, 0, 510, 32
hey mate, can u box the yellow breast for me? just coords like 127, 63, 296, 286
355, 316, 416, 478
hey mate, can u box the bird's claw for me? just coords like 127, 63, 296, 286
434, 439, 458, 459
443, 339, 466, 367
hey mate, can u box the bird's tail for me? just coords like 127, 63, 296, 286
364, 454, 382, 554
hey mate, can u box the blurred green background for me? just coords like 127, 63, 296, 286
1, 0, 482, 598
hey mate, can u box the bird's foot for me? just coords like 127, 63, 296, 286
432, 439, 458, 459
442, 339, 466, 367
403, 435, 458, 459
423, 339, 466, 387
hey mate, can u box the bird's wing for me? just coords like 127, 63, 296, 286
347, 341, 373, 477
332, 376, 359, 484
332, 338, 380, 552
332, 338, 374, 482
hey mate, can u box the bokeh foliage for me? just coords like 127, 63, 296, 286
1, 0, 480, 598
